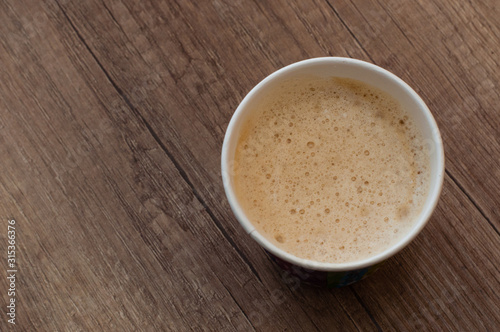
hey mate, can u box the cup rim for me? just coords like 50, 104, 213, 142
221, 57, 445, 272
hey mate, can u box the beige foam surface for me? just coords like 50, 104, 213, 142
234, 76, 430, 263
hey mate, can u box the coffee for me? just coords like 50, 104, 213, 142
233, 76, 430, 263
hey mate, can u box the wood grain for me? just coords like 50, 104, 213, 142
0, 0, 498, 330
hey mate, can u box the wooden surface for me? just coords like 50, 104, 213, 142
0, 0, 499, 330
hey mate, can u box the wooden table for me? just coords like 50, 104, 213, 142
0, 0, 498, 330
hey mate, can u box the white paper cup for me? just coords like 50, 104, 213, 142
221, 57, 444, 287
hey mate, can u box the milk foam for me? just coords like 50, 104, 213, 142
234, 77, 430, 263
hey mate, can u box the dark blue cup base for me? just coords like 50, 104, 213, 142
265, 250, 384, 288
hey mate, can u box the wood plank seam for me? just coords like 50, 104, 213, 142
337, 299, 362, 332
372, 0, 416, 48
288, 291, 323, 332
323, 0, 375, 62
351, 288, 383, 332
218, 278, 257, 331
445, 169, 498, 236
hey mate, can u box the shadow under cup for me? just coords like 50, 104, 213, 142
221, 57, 444, 287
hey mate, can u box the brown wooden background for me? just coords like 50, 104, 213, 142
0, 0, 499, 331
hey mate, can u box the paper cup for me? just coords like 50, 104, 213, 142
221, 57, 444, 287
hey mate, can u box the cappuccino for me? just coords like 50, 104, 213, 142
233, 76, 430, 263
